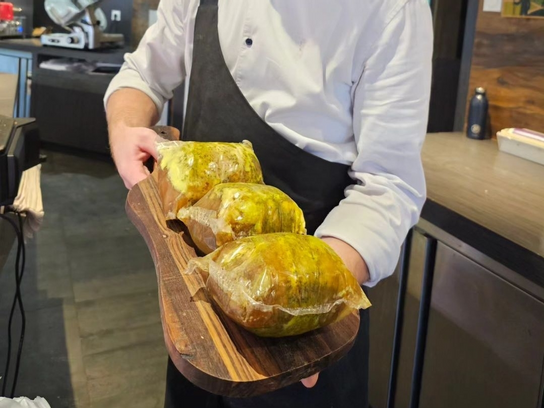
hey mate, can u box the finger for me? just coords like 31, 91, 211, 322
301, 373, 319, 388
122, 165, 150, 189
138, 131, 159, 161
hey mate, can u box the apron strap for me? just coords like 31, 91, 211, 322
200, 0, 218, 6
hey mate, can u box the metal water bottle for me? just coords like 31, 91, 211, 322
467, 87, 489, 140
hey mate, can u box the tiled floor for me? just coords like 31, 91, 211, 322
0, 150, 166, 408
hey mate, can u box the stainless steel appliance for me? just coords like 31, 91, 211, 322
40, 0, 124, 49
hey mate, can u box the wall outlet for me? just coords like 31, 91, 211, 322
111, 10, 121, 22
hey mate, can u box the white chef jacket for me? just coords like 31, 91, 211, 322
104, 0, 433, 287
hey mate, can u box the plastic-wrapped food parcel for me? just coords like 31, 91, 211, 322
156, 140, 264, 219
156, 139, 371, 337
178, 183, 307, 254
188, 233, 372, 337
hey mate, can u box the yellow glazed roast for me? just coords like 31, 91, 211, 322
156, 140, 263, 219
178, 183, 306, 254
187, 233, 371, 337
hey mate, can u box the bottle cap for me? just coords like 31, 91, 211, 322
475, 87, 486, 95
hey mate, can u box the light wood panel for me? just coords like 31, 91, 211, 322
467, 0, 544, 135
422, 132, 544, 258
0, 73, 17, 117
131, 0, 160, 48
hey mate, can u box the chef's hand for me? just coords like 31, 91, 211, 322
109, 124, 158, 189
300, 236, 370, 388
301, 373, 320, 388
106, 88, 161, 189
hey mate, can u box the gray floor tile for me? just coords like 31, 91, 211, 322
0, 303, 89, 408
67, 237, 155, 303
76, 291, 161, 338
67, 232, 156, 302
84, 341, 166, 388
89, 377, 166, 408
80, 321, 164, 357
67, 234, 153, 279
63, 211, 139, 242
0, 239, 73, 312
71, 267, 157, 304
41, 183, 123, 225
31, 212, 65, 245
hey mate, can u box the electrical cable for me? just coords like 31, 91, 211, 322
11, 213, 26, 398
0, 211, 26, 398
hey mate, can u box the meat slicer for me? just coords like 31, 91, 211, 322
40, 0, 124, 50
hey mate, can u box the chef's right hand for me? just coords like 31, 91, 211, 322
109, 124, 158, 190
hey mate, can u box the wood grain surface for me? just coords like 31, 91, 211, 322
125, 175, 360, 397
0, 73, 17, 117
131, 0, 160, 48
423, 132, 544, 258
467, 0, 544, 136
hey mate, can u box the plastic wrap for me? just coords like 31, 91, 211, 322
156, 140, 264, 219
187, 233, 371, 337
177, 183, 306, 254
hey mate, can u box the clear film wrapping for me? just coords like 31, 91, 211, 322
187, 233, 371, 337
156, 140, 264, 219
177, 183, 306, 254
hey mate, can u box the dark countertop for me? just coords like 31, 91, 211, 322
0, 38, 131, 94
421, 132, 544, 287
32, 67, 115, 94
0, 38, 131, 64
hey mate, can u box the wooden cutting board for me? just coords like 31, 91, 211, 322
125, 128, 360, 398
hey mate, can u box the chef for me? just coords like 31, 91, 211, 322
104, 0, 432, 407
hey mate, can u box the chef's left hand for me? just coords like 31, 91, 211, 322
300, 236, 370, 388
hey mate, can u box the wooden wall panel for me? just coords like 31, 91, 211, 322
132, 0, 160, 48
467, 0, 544, 136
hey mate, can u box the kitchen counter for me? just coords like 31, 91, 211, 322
422, 132, 543, 257
421, 132, 544, 287
0, 38, 129, 154
369, 132, 544, 408
0, 38, 130, 64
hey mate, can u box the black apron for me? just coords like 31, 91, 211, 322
165, 0, 370, 407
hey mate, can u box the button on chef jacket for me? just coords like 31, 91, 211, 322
104, 0, 433, 287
